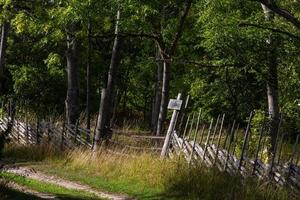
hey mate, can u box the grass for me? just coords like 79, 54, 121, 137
2, 144, 297, 200
0, 184, 44, 200
0, 172, 105, 200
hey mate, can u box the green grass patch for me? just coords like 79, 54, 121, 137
0, 172, 105, 200
3, 145, 297, 200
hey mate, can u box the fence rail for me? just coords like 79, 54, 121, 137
0, 116, 163, 153
165, 109, 300, 196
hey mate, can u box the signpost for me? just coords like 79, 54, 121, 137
168, 99, 183, 110
161, 93, 182, 158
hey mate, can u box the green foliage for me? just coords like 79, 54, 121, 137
0, 0, 299, 135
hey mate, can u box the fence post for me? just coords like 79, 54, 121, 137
74, 120, 79, 144
36, 117, 40, 144
199, 124, 206, 145
269, 114, 282, 174
61, 122, 65, 151
276, 133, 285, 165
187, 112, 195, 141
252, 117, 266, 175
213, 114, 225, 165
25, 115, 29, 144
161, 93, 182, 158
202, 118, 214, 161
188, 110, 201, 165
238, 112, 254, 171
224, 120, 236, 171
211, 115, 220, 143
178, 95, 190, 136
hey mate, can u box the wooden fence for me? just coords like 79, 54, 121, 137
0, 116, 164, 153
164, 110, 300, 195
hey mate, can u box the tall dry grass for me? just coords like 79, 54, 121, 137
65, 149, 292, 200
2, 144, 295, 200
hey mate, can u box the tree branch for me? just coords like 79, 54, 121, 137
255, 0, 300, 29
183, 61, 237, 68
239, 22, 300, 39
91, 32, 159, 41
169, 0, 193, 57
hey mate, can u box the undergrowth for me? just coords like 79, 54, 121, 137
2, 145, 296, 200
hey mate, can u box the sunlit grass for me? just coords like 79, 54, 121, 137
2, 144, 296, 200
0, 172, 104, 200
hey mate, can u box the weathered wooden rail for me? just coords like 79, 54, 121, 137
0, 116, 163, 153
164, 109, 300, 195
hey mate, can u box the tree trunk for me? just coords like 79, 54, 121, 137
262, 4, 280, 153
156, 60, 170, 136
267, 53, 280, 153
0, 23, 9, 94
65, 23, 80, 125
94, 88, 108, 150
86, 18, 91, 131
262, 5, 280, 176
94, 11, 122, 147
151, 52, 163, 133
155, 0, 192, 136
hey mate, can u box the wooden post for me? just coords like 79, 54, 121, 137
188, 110, 201, 165
287, 134, 300, 179
238, 112, 254, 171
160, 93, 182, 158
224, 121, 236, 171
25, 115, 29, 144
276, 133, 285, 165
231, 123, 239, 156
17, 120, 20, 144
182, 114, 190, 139
178, 95, 190, 135
36, 117, 40, 144
211, 115, 220, 144
74, 120, 79, 144
48, 118, 52, 143
252, 118, 266, 175
202, 119, 214, 160
269, 114, 282, 173
223, 120, 235, 149
187, 112, 195, 141
213, 114, 225, 165
61, 121, 66, 151
290, 134, 300, 167
180, 114, 190, 149
199, 124, 206, 145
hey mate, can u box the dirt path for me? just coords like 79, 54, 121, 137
3, 166, 133, 200
5, 182, 59, 199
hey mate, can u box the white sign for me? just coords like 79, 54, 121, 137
168, 99, 183, 110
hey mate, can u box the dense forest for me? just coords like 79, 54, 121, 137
0, 1, 300, 199
0, 0, 299, 144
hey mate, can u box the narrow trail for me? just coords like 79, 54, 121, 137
3, 165, 133, 200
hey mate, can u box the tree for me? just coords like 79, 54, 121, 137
256, 0, 300, 30
94, 10, 123, 147
65, 22, 80, 125
0, 22, 9, 95
155, 0, 193, 136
